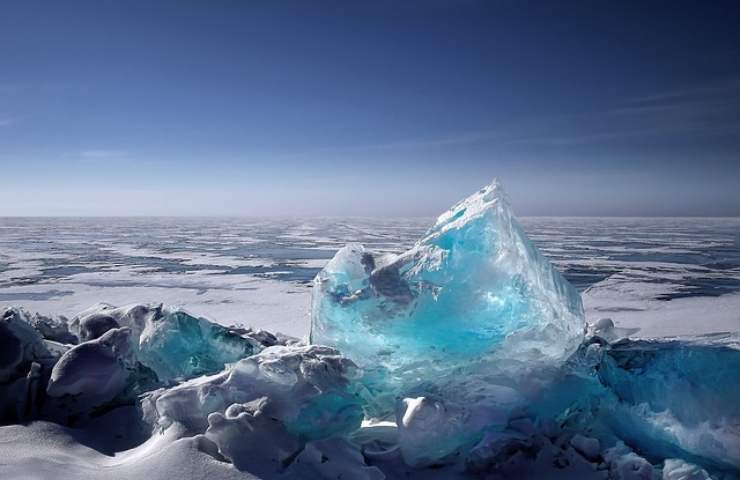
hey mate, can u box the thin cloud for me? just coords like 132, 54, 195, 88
257, 77, 740, 156
362, 129, 507, 150
627, 76, 740, 106
367, 77, 740, 149
79, 150, 129, 159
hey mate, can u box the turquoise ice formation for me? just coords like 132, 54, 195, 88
311, 180, 584, 411
525, 331, 740, 473
309, 181, 740, 473
595, 335, 740, 469
133, 309, 258, 381
72, 304, 260, 383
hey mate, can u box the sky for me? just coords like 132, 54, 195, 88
1, 0, 740, 217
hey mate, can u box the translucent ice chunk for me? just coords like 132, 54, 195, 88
597, 335, 740, 469
71, 304, 261, 382
311, 180, 584, 410
135, 309, 258, 381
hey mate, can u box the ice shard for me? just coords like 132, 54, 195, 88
71, 304, 261, 383
596, 335, 740, 469
311, 180, 584, 411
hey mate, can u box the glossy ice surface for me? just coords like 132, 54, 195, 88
311, 181, 585, 410
597, 335, 740, 469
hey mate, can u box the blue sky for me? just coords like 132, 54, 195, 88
1, 0, 739, 216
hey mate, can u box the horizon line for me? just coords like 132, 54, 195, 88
1, 214, 739, 220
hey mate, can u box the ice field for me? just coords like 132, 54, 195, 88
1, 214, 739, 339
1, 183, 740, 479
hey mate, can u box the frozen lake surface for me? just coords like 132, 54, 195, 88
1, 216, 739, 338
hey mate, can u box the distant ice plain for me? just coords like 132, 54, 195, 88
1, 216, 739, 339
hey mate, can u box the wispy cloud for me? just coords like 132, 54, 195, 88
79, 150, 129, 159
516, 78, 740, 146
347, 77, 740, 151
0, 116, 14, 127
361, 129, 507, 150
627, 76, 740, 106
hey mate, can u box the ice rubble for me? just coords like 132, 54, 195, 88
2, 312, 739, 478
0, 304, 271, 424
142, 344, 363, 436
0, 181, 739, 479
138, 341, 378, 478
